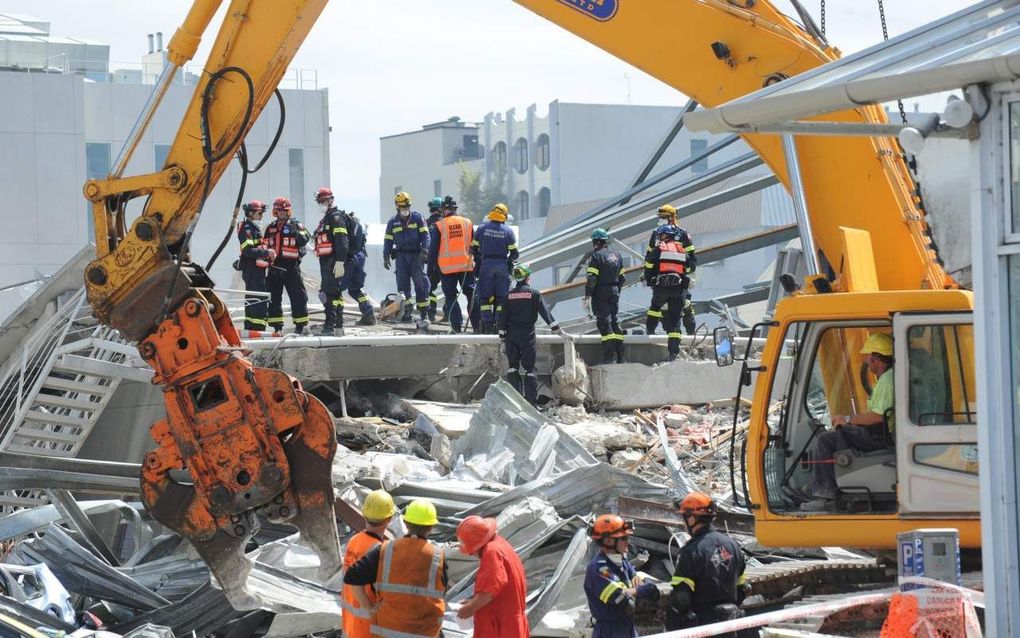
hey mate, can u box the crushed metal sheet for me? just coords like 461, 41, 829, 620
0, 499, 143, 541
524, 526, 591, 626
403, 399, 477, 438
119, 554, 210, 602
451, 379, 596, 485
110, 582, 244, 637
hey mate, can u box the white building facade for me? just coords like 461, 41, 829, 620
0, 15, 330, 320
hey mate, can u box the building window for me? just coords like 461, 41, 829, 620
154, 144, 171, 170
493, 142, 507, 174
461, 134, 482, 161
537, 187, 551, 218
288, 148, 305, 215
515, 190, 529, 221
514, 138, 529, 174
85, 142, 111, 180
535, 134, 550, 170
434, 180, 442, 197
690, 139, 708, 173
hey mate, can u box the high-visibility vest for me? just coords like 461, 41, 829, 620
264, 222, 301, 260
657, 240, 688, 275
341, 531, 382, 638
314, 219, 333, 257
372, 537, 445, 638
435, 215, 474, 274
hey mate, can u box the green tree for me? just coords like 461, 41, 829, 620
459, 163, 507, 223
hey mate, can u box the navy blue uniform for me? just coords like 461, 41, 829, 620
666, 526, 750, 637
264, 217, 310, 333
586, 247, 626, 363
237, 219, 271, 331
500, 281, 558, 405
341, 213, 374, 321
314, 207, 351, 331
583, 553, 656, 638
383, 211, 430, 321
425, 211, 443, 321
646, 224, 697, 336
471, 220, 518, 333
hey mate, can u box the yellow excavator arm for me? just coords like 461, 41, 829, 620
515, 0, 951, 291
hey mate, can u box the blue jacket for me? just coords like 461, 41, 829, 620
583, 553, 655, 638
383, 211, 429, 259
471, 220, 518, 262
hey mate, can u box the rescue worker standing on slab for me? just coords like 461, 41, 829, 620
237, 200, 275, 333
666, 493, 753, 637
429, 196, 475, 334
584, 228, 626, 364
342, 209, 376, 325
501, 264, 561, 406
341, 489, 396, 638
425, 197, 444, 322
383, 191, 431, 330
312, 187, 351, 336
471, 203, 518, 334
455, 516, 529, 638
344, 498, 447, 638
584, 514, 659, 638
645, 205, 697, 335
645, 226, 691, 361
263, 197, 310, 335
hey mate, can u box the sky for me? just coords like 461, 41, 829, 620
10, 0, 977, 221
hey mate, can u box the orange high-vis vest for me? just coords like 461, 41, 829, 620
435, 215, 474, 275
341, 531, 383, 638
657, 240, 688, 275
372, 537, 445, 638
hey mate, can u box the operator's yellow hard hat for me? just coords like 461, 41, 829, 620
394, 191, 412, 208
860, 332, 894, 357
657, 204, 677, 217
487, 203, 509, 222
403, 498, 439, 526
361, 489, 396, 522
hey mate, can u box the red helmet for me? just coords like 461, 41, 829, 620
591, 514, 634, 541
675, 492, 717, 517
456, 515, 497, 555
272, 197, 291, 213
314, 187, 333, 203
243, 200, 266, 216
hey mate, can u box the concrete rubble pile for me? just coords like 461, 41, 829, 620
0, 380, 888, 637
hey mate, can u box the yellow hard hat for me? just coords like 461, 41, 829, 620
860, 332, 893, 357
361, 489, 396, 522
488, 203, 509, 222
403, 498, 439, 526
657, 204, 677, 217
395, 191, 412, 208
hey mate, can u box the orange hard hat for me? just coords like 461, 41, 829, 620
591, 514, 634, 540
676, 492, 716, 516
456, 515, 497, 555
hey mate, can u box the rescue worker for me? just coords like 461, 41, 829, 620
666, 493, 753, 638
429, 196, 475, 334
344, 498, 447, 638
455, 516, 529, 637
471, 203, 518, 334
236, 200, 275, 332
263, 197, 310, 335
312, 187, 352, 336
341, 489, 396, 638
583, 514, 659, 638
425, 197, 444, 322
645, 205, 697, 335
644, 226, 691, 361
342, 209, 376, 325
382, 191, 431, 329
501, 263, 561, 406
584, 228, 626, 364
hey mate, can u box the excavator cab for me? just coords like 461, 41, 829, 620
727, 290, 981, 549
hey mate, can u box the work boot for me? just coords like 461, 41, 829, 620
668, 352, 679, 362
400, 304, 414, 323
317, 325, 335, 337
646, 318, 658, 335
428, 303, 437, 323
293, 324, 305, 335
450, 324, 463, 334
357, 312, 376, 326
600, 342, 616, 365
615, 341, 625, 364
416, 319, 431, 334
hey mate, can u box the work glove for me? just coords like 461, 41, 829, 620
418, 250, 428, 264
333, 261, 345, 279
266, 248, 277, 261
582, 297, 593, 319
383, 256, 392, 271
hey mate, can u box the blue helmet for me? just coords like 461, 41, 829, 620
428, 197, 443, 211
655, 224, 678, 240
591, 228, 610, 242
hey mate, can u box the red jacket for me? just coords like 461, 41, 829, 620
473, 535, 529, 638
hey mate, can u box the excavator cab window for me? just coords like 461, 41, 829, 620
763, 320, 896, 515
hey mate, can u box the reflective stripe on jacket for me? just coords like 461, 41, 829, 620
435, 215, 474, 274
372, 537, 445, 638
